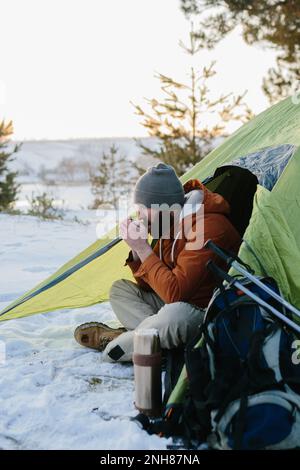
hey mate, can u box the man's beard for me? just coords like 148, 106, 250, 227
148, 212, 176, 239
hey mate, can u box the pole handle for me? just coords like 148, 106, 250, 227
205, 239, 254, 274
206, 259, 234, 284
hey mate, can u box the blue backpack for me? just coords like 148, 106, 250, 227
186, 276, 300, 450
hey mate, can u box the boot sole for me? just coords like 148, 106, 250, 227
74, 322, 126, 350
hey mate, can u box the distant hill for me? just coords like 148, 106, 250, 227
9, 137, 159, 183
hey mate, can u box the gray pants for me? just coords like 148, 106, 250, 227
103, 279, 205, 362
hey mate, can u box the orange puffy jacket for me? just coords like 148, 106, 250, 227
126, 179, 241, 308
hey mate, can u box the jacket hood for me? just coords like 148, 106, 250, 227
158, 178, 231, 264
182, 178, 230, 217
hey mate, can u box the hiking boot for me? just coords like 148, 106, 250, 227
74, 322, 126, 351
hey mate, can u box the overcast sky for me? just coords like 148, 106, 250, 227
0, 0, 277, 140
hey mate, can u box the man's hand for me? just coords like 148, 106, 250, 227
120, 218, 153, 262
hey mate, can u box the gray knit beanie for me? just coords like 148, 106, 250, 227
134, 162, 184, 208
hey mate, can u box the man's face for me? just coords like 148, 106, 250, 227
137, 205, 178, 239
137, 206, 157, 234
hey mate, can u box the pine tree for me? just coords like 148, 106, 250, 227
180, 0, 300, 103
0, 120, 20, 211
132, 26, 253, 176
90, 144, 135, 210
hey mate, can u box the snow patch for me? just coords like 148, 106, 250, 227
0, 214, 170, 449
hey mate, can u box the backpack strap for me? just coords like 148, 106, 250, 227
212, 323, 281, 449
261, 327, 283, 383
232, 386, 249, 450
247, 324, 280, 390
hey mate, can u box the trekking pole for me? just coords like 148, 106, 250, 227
205, 239, 300, 322
206, 260, 300, 336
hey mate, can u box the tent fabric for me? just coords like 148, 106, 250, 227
231, 179, 300, 314
182, 95, 300, 184
230, 144, 295, 191
0, 235, 132, 321
1, 96, 300, 321
0, 236, 123, 319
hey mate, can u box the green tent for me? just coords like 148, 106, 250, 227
1, 95, 300, 321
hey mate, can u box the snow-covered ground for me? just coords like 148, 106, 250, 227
0, 214, 170, 450
17, 182, 94, 212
